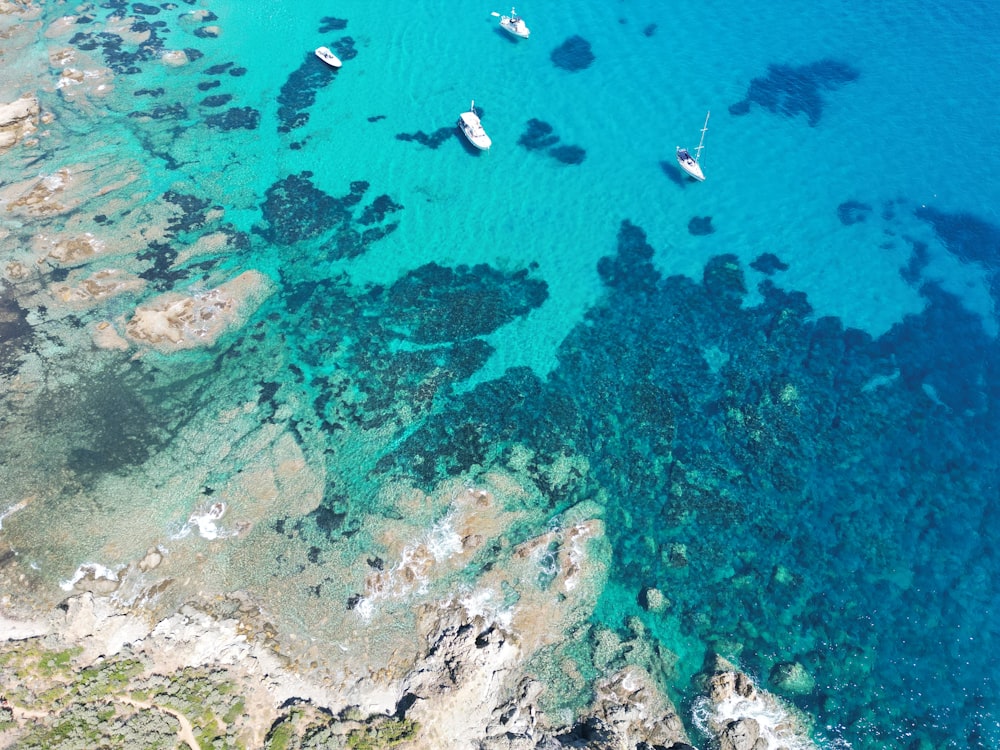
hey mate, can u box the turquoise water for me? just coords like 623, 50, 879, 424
1, 0, 1000, 746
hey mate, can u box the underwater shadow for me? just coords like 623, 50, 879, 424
659, 160, 687, 188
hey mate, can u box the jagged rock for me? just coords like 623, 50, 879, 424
588, 666, 688, 748
697, 656, 818, 750
0, 94, 39, 152
719, 717, 767, 750
709, 668, 758, 704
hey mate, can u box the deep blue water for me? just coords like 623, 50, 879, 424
1, 0, 1000, 746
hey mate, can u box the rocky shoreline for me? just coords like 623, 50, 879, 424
1, 585, 817, 750
0, 597, 815, 750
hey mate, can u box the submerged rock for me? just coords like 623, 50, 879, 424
768, 660, 816, 695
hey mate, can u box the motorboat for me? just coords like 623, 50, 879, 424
314, 46, 342, 68
494, 7, 530, 38
676, 111, 710, 181
458, 100, 492, 150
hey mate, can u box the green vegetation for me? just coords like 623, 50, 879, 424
346, 718, 419, 750
0, 639, 252, 749
264, 717, 295, 750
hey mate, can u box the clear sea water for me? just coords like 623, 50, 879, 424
1, 0, 999, 747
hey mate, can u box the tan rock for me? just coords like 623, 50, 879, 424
41, 232, 105, 264
161, 49, 189, 67
125, 270, 271, 350
0, 94, 39, 152
51, 268, 145, 304
4, 168, 78, 215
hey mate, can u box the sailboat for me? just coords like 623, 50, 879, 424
676, 111, 710, 182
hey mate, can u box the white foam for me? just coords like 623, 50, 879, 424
60, 562, 122, 592
0, 499, 28, 530
562, 522, 592, 592
692, 690, 820, 750
172, 502, 231, 541
355, 514, 464, 620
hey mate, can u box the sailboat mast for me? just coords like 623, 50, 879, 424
694, 110, 710, 162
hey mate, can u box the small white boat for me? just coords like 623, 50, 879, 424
314, 46, 342, 68
458, 100, 492, 150
493, 7, 530, 38
677, 111, 710, 182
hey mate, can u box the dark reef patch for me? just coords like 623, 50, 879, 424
331, 37, 358, 62
276, 51, 339, 132
914, 205, 1000, 267
518, 119, 559, 151
551, 35, 595, 71
199, 94, 232, 108
197, 79, 221, 91
642, 23, 657, 37
71, 23, 170, 74
256, 172, 402, 258
61, 366, 165, 480
688, 216, 715, 235
837, 200, 872, 225
358, 195, 403, 226
204, 106, 260, 131
0, 292, 31, 350
915, 205, 1000, 307
729, 59, 859, 126
319, 16, 348, 32
549, 145, 586, 165
366, 216, 1000, 750
204, 62, 233, 75
518, 119, 586, 165
129, 102, 188, 121
378, 263, 549, 344
900, 238, 929, 285
750, 252, 789, 275
396, 127, 454, 150
257, 172, 346, 245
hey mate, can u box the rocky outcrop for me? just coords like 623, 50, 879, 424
695, 656, 817, 750
0, 94, 38, 151
0, 486, 695, 750
125, 270, 271, 350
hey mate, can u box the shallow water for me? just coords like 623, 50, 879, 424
1, 0, 999, 746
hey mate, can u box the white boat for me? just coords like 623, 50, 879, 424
314, 46, 342, 68
677, 111, 710, 182
458, 100, 492, 150
493, 7, 530, 38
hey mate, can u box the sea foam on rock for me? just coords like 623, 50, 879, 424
694, 655, 818, 750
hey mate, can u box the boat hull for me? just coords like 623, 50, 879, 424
500, 18, 530, 38
459, 110, 492, 150
460, 125, 492, 150
676, 149, 705, 181
314, 46, 342, 68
